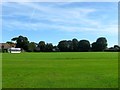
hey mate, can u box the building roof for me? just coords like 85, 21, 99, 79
0, 43, 16, 49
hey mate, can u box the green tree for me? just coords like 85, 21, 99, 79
92, 37, 107, 51
78, 40, 90, 52
67, 40, 73, 51
28, 42, 36, 52
11, 35, 29, 51
53, 46, 60, 52
58, 40, 72, 52
72, 38, 78, 52
58, 40, 67, 52
91, 42, 97, 51
11, 37, 18, 41
38, 41, 46, 52
45, 43, 53, 52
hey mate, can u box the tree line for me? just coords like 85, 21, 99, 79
6, 35, 120, 52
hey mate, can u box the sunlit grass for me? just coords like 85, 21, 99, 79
2, 52, 118, 88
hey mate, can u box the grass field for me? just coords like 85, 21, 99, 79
2, 52, 118, 88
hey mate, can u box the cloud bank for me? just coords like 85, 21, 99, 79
1, 2, 118, 46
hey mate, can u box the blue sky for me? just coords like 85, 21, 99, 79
1, 2, 118, 47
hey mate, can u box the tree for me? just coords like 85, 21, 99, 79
96, 37, 107, 51
34, 47, 40, 52
72, 38, 78, 52
45, 43, 53, 52
11, 35, 29, 51
58, 40, 73, 52
92, 37, 107, 51
58, 40, 68, 52
38, 41, 46, 52
67, 40, 73, 51
28, 42, 36, 52
11, 37, 18, 41
91, 42, 97, 51
53, 46, 60, 52
78, 40, 90, 52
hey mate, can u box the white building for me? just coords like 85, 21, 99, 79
8, 48, 21, 53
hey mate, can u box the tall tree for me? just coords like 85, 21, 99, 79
58, 40, 68, 52
38, 41, 46, 52
78, 40, 90, 52
11, 37, 18, 41
72, 38, 78, 52
11, 35, 29, 51
67, 40, 73, 51
91, 42, 98, 51
58, 40, 73, 52
28, 42, 36, 52
92, 37, 107, 51
45, 43, 53, 52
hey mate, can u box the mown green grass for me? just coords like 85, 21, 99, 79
2, 52, 118, 88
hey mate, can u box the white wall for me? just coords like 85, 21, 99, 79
8, 48, 21, 53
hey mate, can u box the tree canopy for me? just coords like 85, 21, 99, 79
9, 35, 119, 52
78, 40, 90, 52
11, 35, 29, 51
92, 37, 107, 51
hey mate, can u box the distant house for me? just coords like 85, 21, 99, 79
0, 43, 16, 52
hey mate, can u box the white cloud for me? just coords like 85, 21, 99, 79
2, 2, 118, 36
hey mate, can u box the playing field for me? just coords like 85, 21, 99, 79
2, 52, 118, 88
